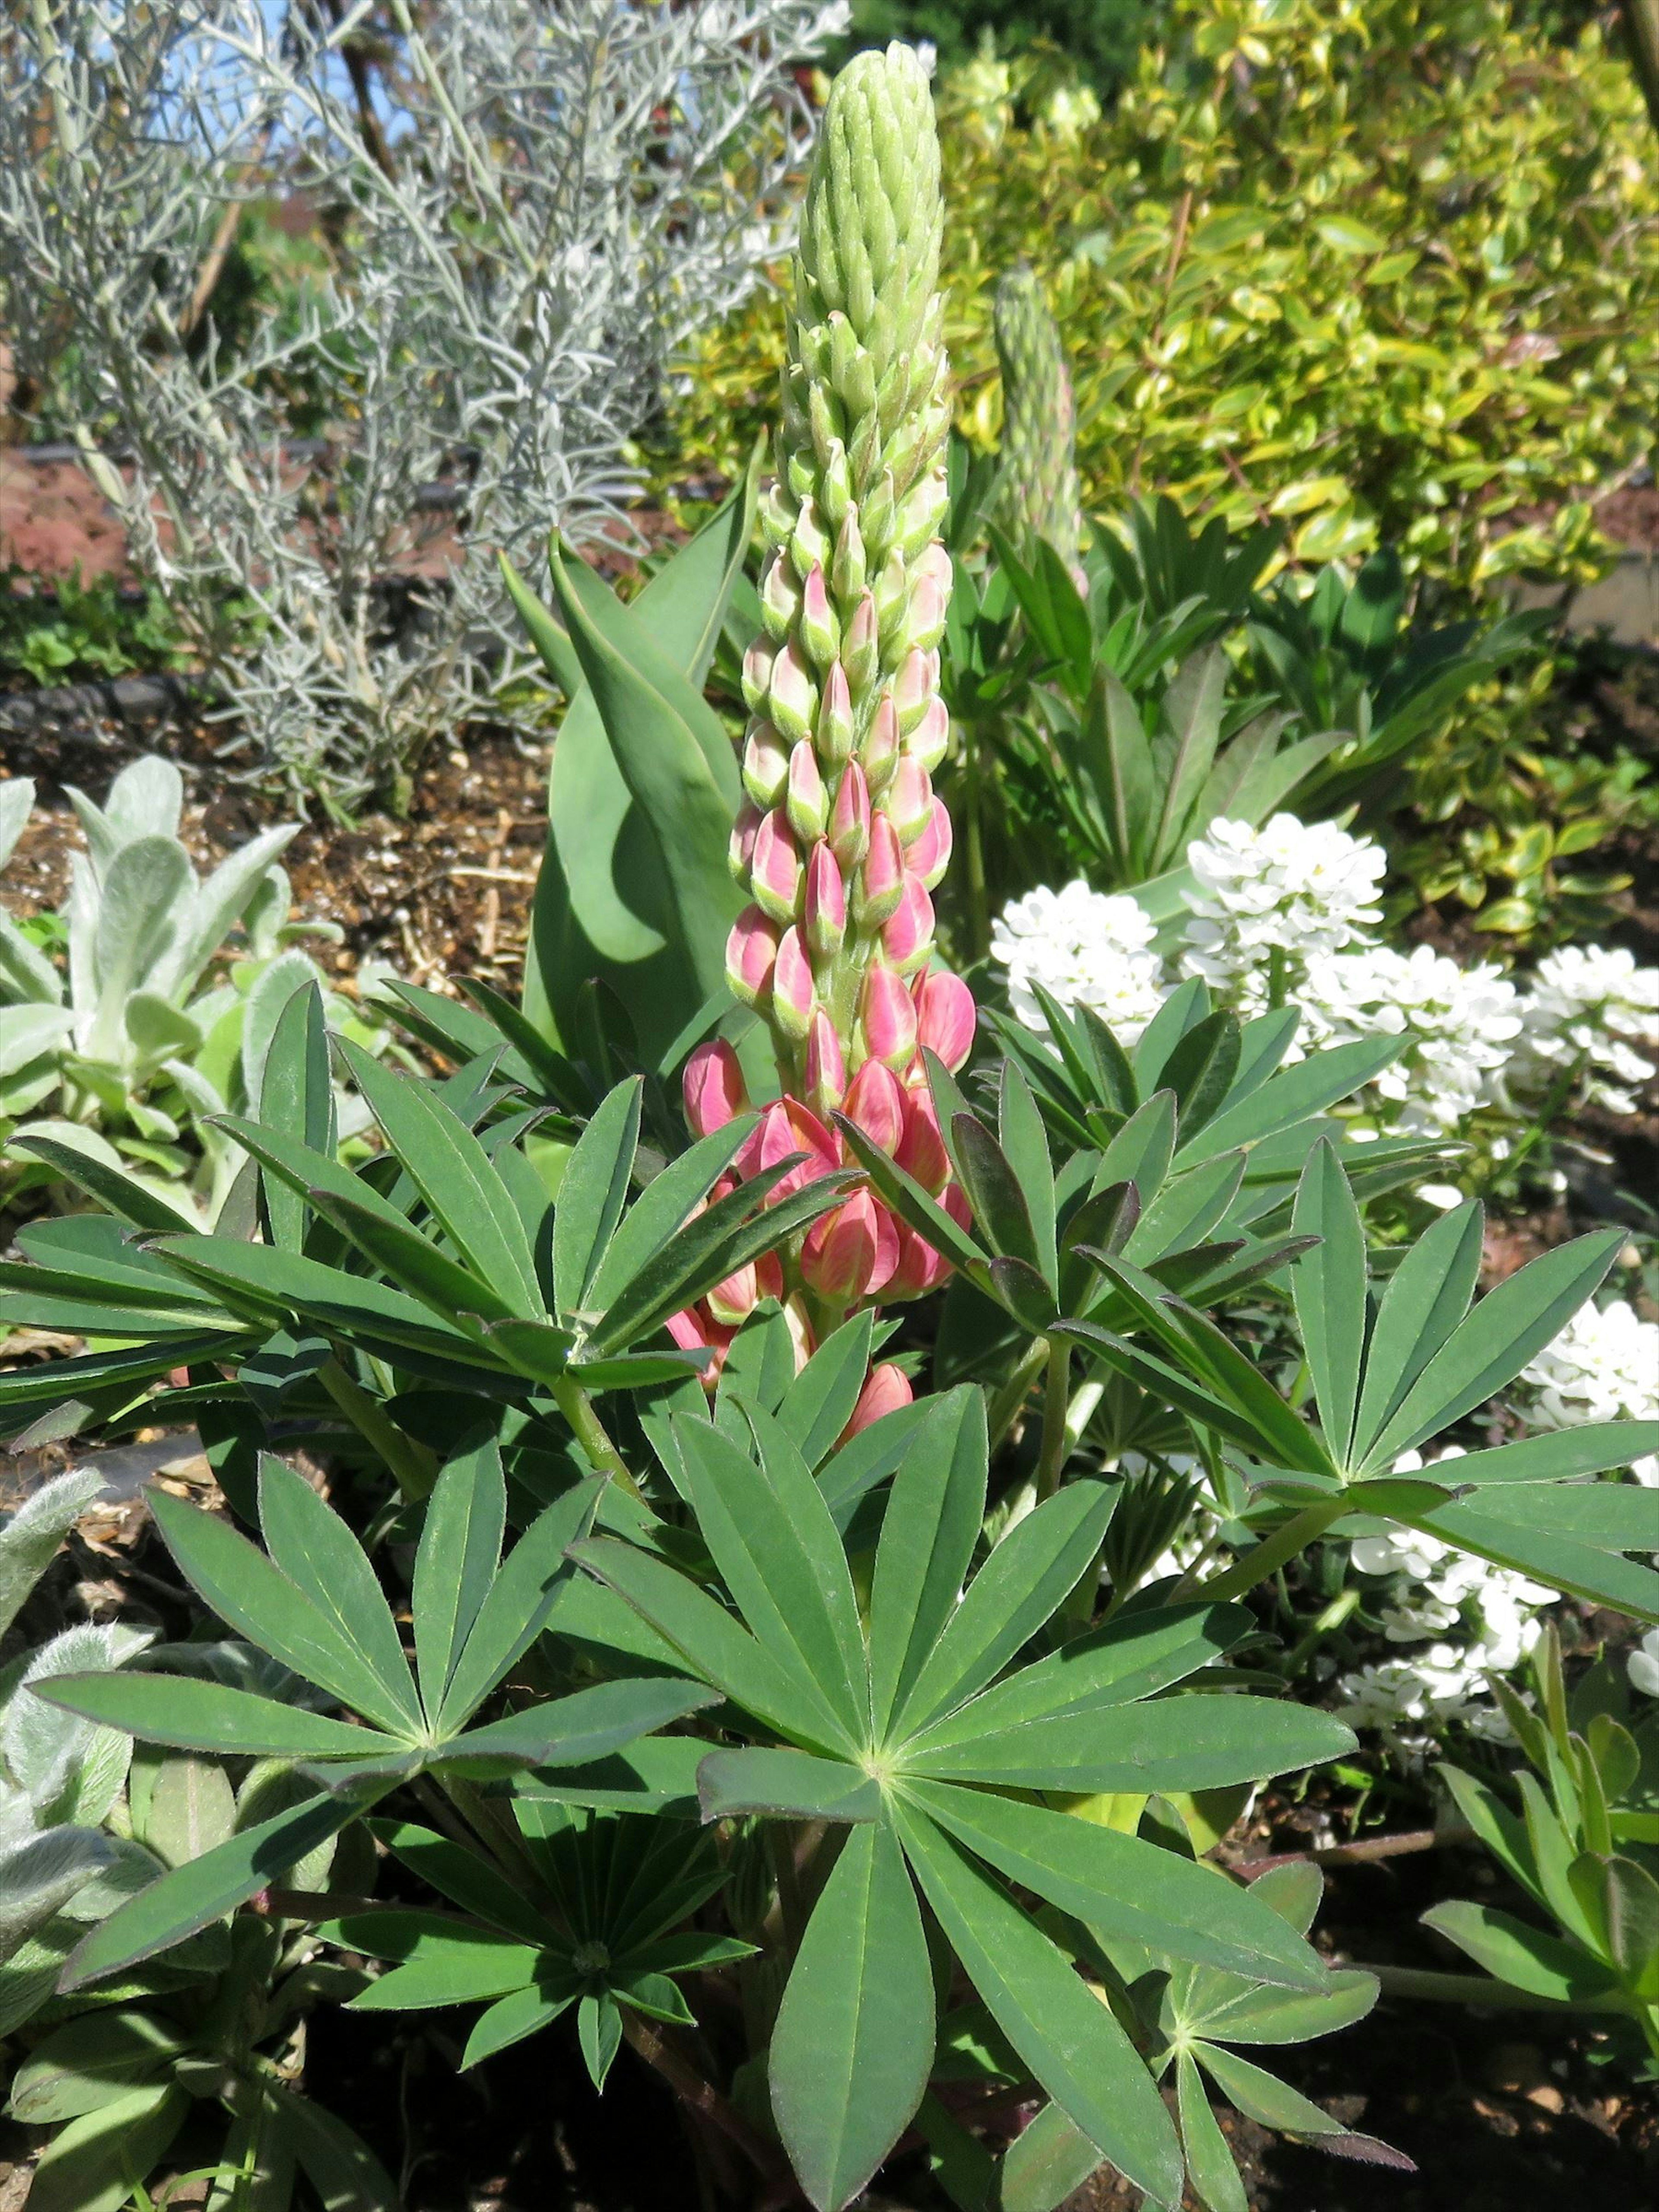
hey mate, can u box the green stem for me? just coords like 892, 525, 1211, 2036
1188, 1494, 1349, 1604
1280, 1584, 1361, 1680
986, 1338, 1049, 1451
319, 1354, 438, 1502
1034, 1336, 1071, 1503
1266, 944, 1289, 1012
550, 1373, 642, 1499
1365, 1964, 1635, 2017
963, 720, 990, 963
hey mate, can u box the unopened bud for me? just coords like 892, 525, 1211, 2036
786, 740, 830, 845
907, 795, 953, 888
902, 565, 949, 658
842, 592, 880, 700
801, 1191, 887, 1303
800, 564, 841, 672
915, 966, 976, 1073
856, 813, 906, 930
873, 549, 909, 648
882, 754, 933, 844
772, 925, 817, 1045
893, 648, 937, 735
742, 721, 791, 810
683, 1038, 749, 1138
741, 640, 775, 715
840, 1359, 914, 1441
803, 840, 847, 961
895, 1084, 950, 1191
790, 496, 831, 579
804, 1008, 848, 1115
830, 759, 871, 872
885, 1225, 952, 1300
729, 800, 763, 884
832, 505, 868, 605
768, 639, 818, 745
860, 961, 918, 1069
760, 553, 802, 642
750, 808, 803, 926
861, 697, 901, 796
907, 695, 950, 775
843, 1057, 906, 1154
726, 906, 779, 1007
816, 662, 855, 767
883, 872, 935, 974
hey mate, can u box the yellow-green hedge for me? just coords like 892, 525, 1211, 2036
671, 0, 1659, 597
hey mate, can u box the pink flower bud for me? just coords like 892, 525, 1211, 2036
786, 740, 829, 846
803, 840, 847, 961
860, 962, 918, 1070
861, 696, 901, 795
915, 968, 976, 1073
725, 906, 779, 1008
913, 540, 953, 597
893, 648, 938, 734
742, 721, 790, 810
741, 639, 774, 715
885, 1224, 952, 1301
856, 814, 906, 931
790, 496, 830, 578
784, 1294, 816, 1374
895, 1085, 950, 1192
768, 639, 817, 744
840, 1360, 914, 1441
907, 695, 950, 775
816, 662, 855, 767
750, 808, 803, 926
706, 1261, 761, 1328
842, 591, 879, 699
843, 1057, 906, 1154
760, 552, 801, 642
736, 1096, 841, 1201
799, 563, 841, 671
832, 505, 867, 604
667, 1302, 734, 1382
903, 569, 949, 658
829, 760, 871, 871
804, 1008, 847, 1116
683, 1039, 748, 1138
772, 925, 816, 1045
907, 796, 953, 889
873, 549, 909, 644
883, 873, 935, 975
728, 800, 763, 885
800, 1191, 882, 1302
882, 754, 933, 844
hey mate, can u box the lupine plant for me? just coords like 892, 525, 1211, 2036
2, 39, 1657, 2212
991, 262, 1086, 583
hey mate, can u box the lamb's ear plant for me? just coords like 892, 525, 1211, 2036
0, 756, 380, 1220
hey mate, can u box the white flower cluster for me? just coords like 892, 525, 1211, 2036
994, 812, 1659, 1147
1334, 1452, 1557, 1744
1507, 946, 1659, 1116
991, 881, 1166, 1042
1630, 1628, 1659, 1698
1179, 814, 1386, 1010
1517, 1297, 1659, 1485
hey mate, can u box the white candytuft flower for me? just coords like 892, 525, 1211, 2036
990, 880, 1166, 1042
1336, 1452, 1556, 1743
1509, 945, 1659, 1115
1300, 944, 1523, 1135
1179, 814, 1386, 1009
1630, 1628, 1659, 1699
1518, 1298, 1659, 1484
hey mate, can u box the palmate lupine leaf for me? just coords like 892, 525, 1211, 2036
569, 1387, 1355, 2211
44, 1442, 712, 1990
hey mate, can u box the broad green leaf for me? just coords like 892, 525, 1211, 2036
771, 1822, 935, 2212
1365, 1232, 1622, 1471
7, 2010, 188, 2124
1420, 1901, 1618, 2002
584, 1118, 753, 1313
336, 1916, 540, 2009
41, 1671, 398, 1761
1429, 1423, 1659, 1487
893, 1482, 1116, 1740
894, 1806, 1182, 2206
146, 1490, 410, 1730
1177, 2053, 1248, 2212
908, 1780, 1329, 1989
1195, 2043, 1376, 2147
256, 981, 334, 1253
6, 1133, 196, 1232
413, 1430, 506, 1718
302, 1190, 518, 1328
998, 1063, 1058, 1288
278, 2083, 401, 2212
62, 1793, 357, 1989
775, 1309, 878, 1469
1159, 1008, 1241, 1139
256, 1456, 422, 1734
1135, 979, 1211, 1091
696, 1748, 882, 1823
1194, 1968, 1379, 2045
553, 1079, 642, 1320
1404, 1497, 1659, 1622
906, 1695, 1354, 1795
1350, 1199, 1484, 1459
568, 1537, 850, 1754
1097, 1092, 1176, 1207
1290, 1140, 1367, 1464
1175, 1037, 1401, 1165
462, 1981, 577, 2069
999, 2101, 1106, 2212
25, 2081, 188, 2212
435, 1480, 603, 1733
674, 1413, 867, 1749
373, 1819, 554, 1944
1122, 1150, 1245, 1268
868, 1388, 989, 1735
951, 1114, 1043, 1274
433, 1676, 715, 1776
335, 1041, 541, 1313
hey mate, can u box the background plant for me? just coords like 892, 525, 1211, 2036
0, 0, 841, 804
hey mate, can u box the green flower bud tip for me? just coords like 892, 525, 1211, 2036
993, 261, 1085, 576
